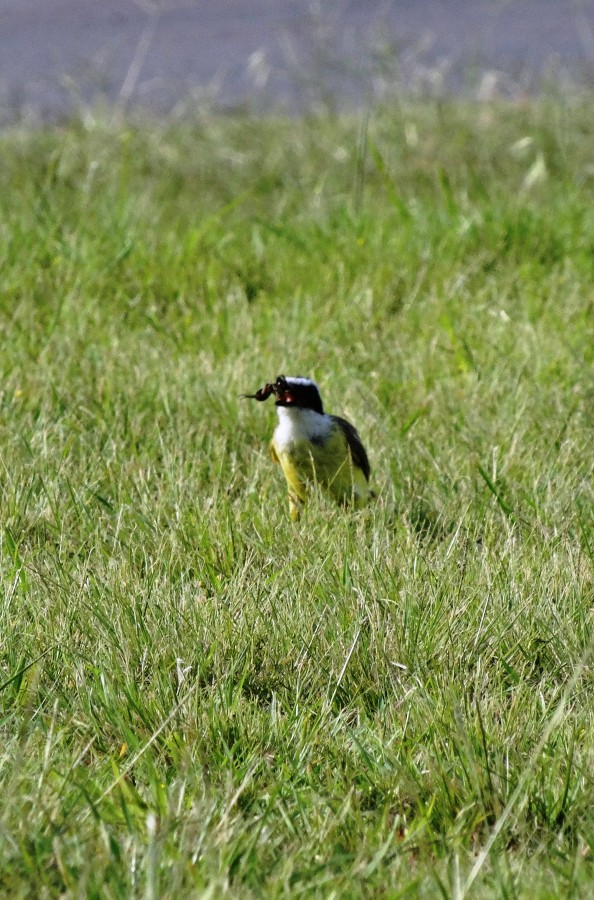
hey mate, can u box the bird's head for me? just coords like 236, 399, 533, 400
243, 375, 324, 414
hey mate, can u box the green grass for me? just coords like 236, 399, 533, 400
1, 98, 594, 896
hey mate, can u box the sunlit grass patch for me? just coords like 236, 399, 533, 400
0, 99, 593, 895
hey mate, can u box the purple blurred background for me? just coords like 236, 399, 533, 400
1, 0, 593, 120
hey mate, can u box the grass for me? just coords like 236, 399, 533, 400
0, 96, 594, 896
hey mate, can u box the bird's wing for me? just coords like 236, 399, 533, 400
269, 440, 280, 464
332, 416, 371, 481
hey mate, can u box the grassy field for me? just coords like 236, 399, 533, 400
1, 98, 593, 897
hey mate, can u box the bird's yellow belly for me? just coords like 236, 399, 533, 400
272, 431, 368, 517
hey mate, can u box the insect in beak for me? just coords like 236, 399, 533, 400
241, 383, 275, 402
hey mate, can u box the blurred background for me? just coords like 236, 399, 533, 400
2, 0, 594, 122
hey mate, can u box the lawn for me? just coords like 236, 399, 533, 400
1, 98, 593, 896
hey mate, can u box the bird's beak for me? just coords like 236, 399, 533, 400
274, 388, 295, 406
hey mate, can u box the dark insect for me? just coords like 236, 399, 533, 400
242, 375, 287, 402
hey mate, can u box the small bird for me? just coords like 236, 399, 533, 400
244, 375, 371, 519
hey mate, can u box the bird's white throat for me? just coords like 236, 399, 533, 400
274, 406, 333, 450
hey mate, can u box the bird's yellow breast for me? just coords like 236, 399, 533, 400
271, 423, 368, 514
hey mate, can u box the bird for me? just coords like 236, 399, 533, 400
243, 375, 371, 520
